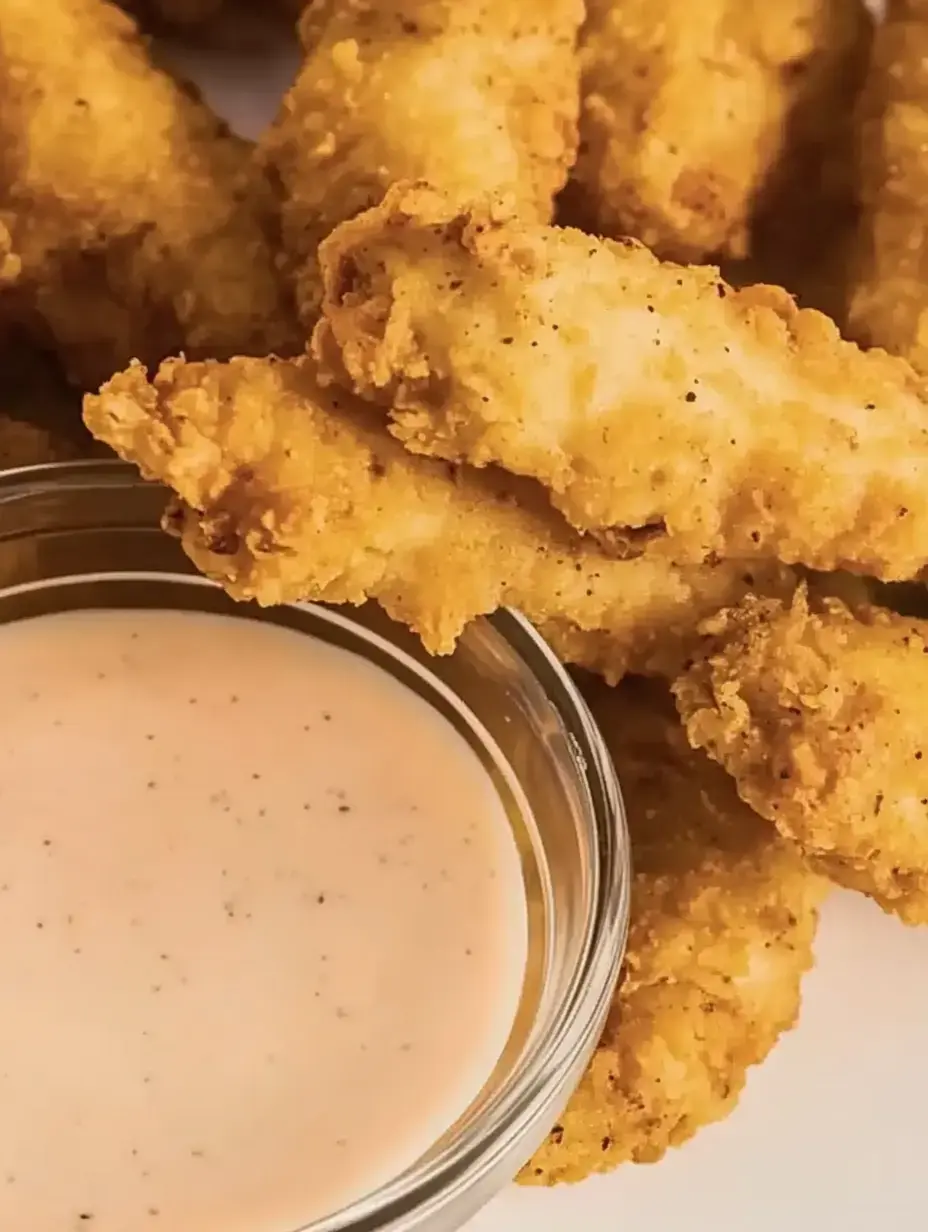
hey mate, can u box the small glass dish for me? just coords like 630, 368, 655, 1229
0, 459, 631, 1232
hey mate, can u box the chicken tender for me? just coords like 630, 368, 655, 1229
845, 0, 928, 373
83, 354, 769, 671
258, 0, 583, 325
674, 588, 928, 924
539, 554, 796, 683
521, 676, 826, 1184
0, 0, 297, 388
566, 0, 870, 264
314, 182, 928, 580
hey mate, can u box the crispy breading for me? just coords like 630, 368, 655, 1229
83, 354, 767, 669
674, 588, 928, 923
566, 0, 870, 264
258, 0, 583, 325
0, 0, 297, 389
0, 221, 20, 288
313, 182, 928, 580
845, 0, 928, 372
539, 554, 796, 682
520, 677, 826, 1184
720, 81, 869, 325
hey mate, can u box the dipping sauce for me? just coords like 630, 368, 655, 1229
0, 608, 527, 1232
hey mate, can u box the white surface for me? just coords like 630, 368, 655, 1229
471, 891, 928, 1231
171, 34, 928, 1232
161, 39, 301, 140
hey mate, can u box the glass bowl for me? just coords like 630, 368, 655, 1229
0, 459, 631, 1232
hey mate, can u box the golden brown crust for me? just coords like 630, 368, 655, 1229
674, 588, 928, 923
314, 182, 928, 579
83, 354, 766, 671
520, 677, 826, 1184
0, 0, 297, 388
0, 221, 21, 288
846, 0, 928, 372
539, 554, 797, 682
569, 0, 870, 263
258, 0, 583, 325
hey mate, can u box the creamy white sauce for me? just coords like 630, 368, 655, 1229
0, 608, 527, 1231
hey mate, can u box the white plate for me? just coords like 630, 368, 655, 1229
471, 891, 928, 1232
169, 30, 928, 1231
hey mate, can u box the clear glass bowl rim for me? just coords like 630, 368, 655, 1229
0, 458, 632, 1232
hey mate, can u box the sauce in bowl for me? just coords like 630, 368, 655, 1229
0, 607, 527, 1231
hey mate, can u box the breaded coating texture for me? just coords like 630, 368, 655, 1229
0, 222, 20, 287
538, 552, 797, 683
83, 354, 766, 670
0, 0, 297, 388
674, 589, 928, 924
258, 0, 583, 325
520, 677, 825, 1184
568, 0, 870, 263
846, 0, 928, 373
314, 183, 928, 580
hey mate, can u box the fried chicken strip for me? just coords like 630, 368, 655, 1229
313, 182, 928, 580
674, 588, 928, 924
845, 0, 928, 373
83, 354, 775, 670
0, 0, 297, 388
538, 553, 796, 682
565, 0, 870, 264
258, 0, 583, 325
521, 676, 826, 1184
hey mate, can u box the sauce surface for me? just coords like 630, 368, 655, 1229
0, 608, 527, 1231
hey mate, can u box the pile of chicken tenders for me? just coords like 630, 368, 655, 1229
3, 0, 926, 1186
